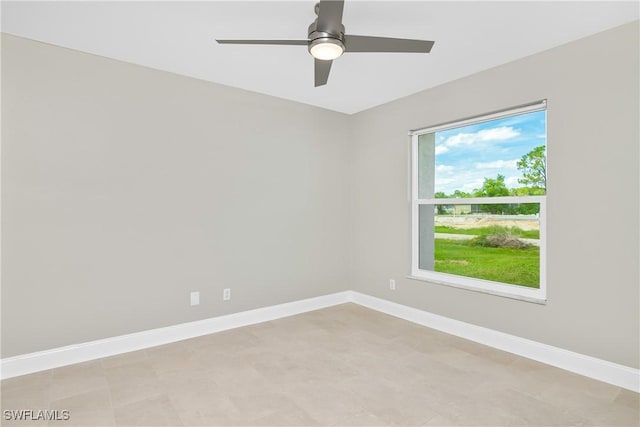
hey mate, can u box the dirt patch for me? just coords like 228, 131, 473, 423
436, 259, 469, 265
435, 215, 539, 231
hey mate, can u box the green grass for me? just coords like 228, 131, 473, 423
434, 239, 540, 288
434, 225, 540, 239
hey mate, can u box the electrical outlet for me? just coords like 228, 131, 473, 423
223, 288, 231, 301
190, 291, 200, 306
389, 279, 396, 290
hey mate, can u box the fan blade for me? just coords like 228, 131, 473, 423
314, 59, 333, 87
316, 0, 345, 35
216, 39, 308, 46
344, 35, 434, 53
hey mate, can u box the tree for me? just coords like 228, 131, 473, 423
517, 146, 546, 190
474, 174, 510, 198
474, 174, 510, 213
451, 189, 472, 199
509, 186, 542, 214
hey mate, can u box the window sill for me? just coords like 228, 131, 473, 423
406, 274, 547, 305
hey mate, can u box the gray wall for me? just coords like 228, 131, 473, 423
1, 34, 351, 357
2, 21, 639, 369
349, 21, 639, 368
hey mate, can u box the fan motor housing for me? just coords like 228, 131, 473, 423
308, 20, 345, 44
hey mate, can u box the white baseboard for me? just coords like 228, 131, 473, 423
0, 291, 351, 380
2, 290, 638, 393
348, 291, 640, 393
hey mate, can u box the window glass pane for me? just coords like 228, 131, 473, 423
419, 203, 540, 288
421, 203, 541, 288
418, 204, 434, 270
433, 110, 546, 198
413, 105, 546, 296
417, 133, 435, 199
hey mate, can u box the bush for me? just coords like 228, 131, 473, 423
471, 228, 531, 249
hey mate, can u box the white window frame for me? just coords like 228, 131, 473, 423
408, 101, 547, 303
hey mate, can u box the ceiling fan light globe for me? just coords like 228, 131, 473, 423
309, 38, 344, 60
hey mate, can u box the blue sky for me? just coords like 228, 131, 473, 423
435, 110, 546, 195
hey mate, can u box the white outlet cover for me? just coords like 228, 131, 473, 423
190, 291, 200, 306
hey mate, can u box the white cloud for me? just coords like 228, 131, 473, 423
436, 164, 455, 173
443, 133, 477, 148
435, 177, 456, 187
505, 176, 520, 187
435, 145, 449, 155
440, 126, 520, 151
475, 159, 518, 170
461, 179, 485, 193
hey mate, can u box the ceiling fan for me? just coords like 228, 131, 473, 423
216, 0, 435, 87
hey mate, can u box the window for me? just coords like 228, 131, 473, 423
410, 101, 547, 302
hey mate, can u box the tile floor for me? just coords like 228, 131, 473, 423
1, 303, 638, 426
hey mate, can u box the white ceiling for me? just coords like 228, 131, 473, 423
2, 1, 638, 114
